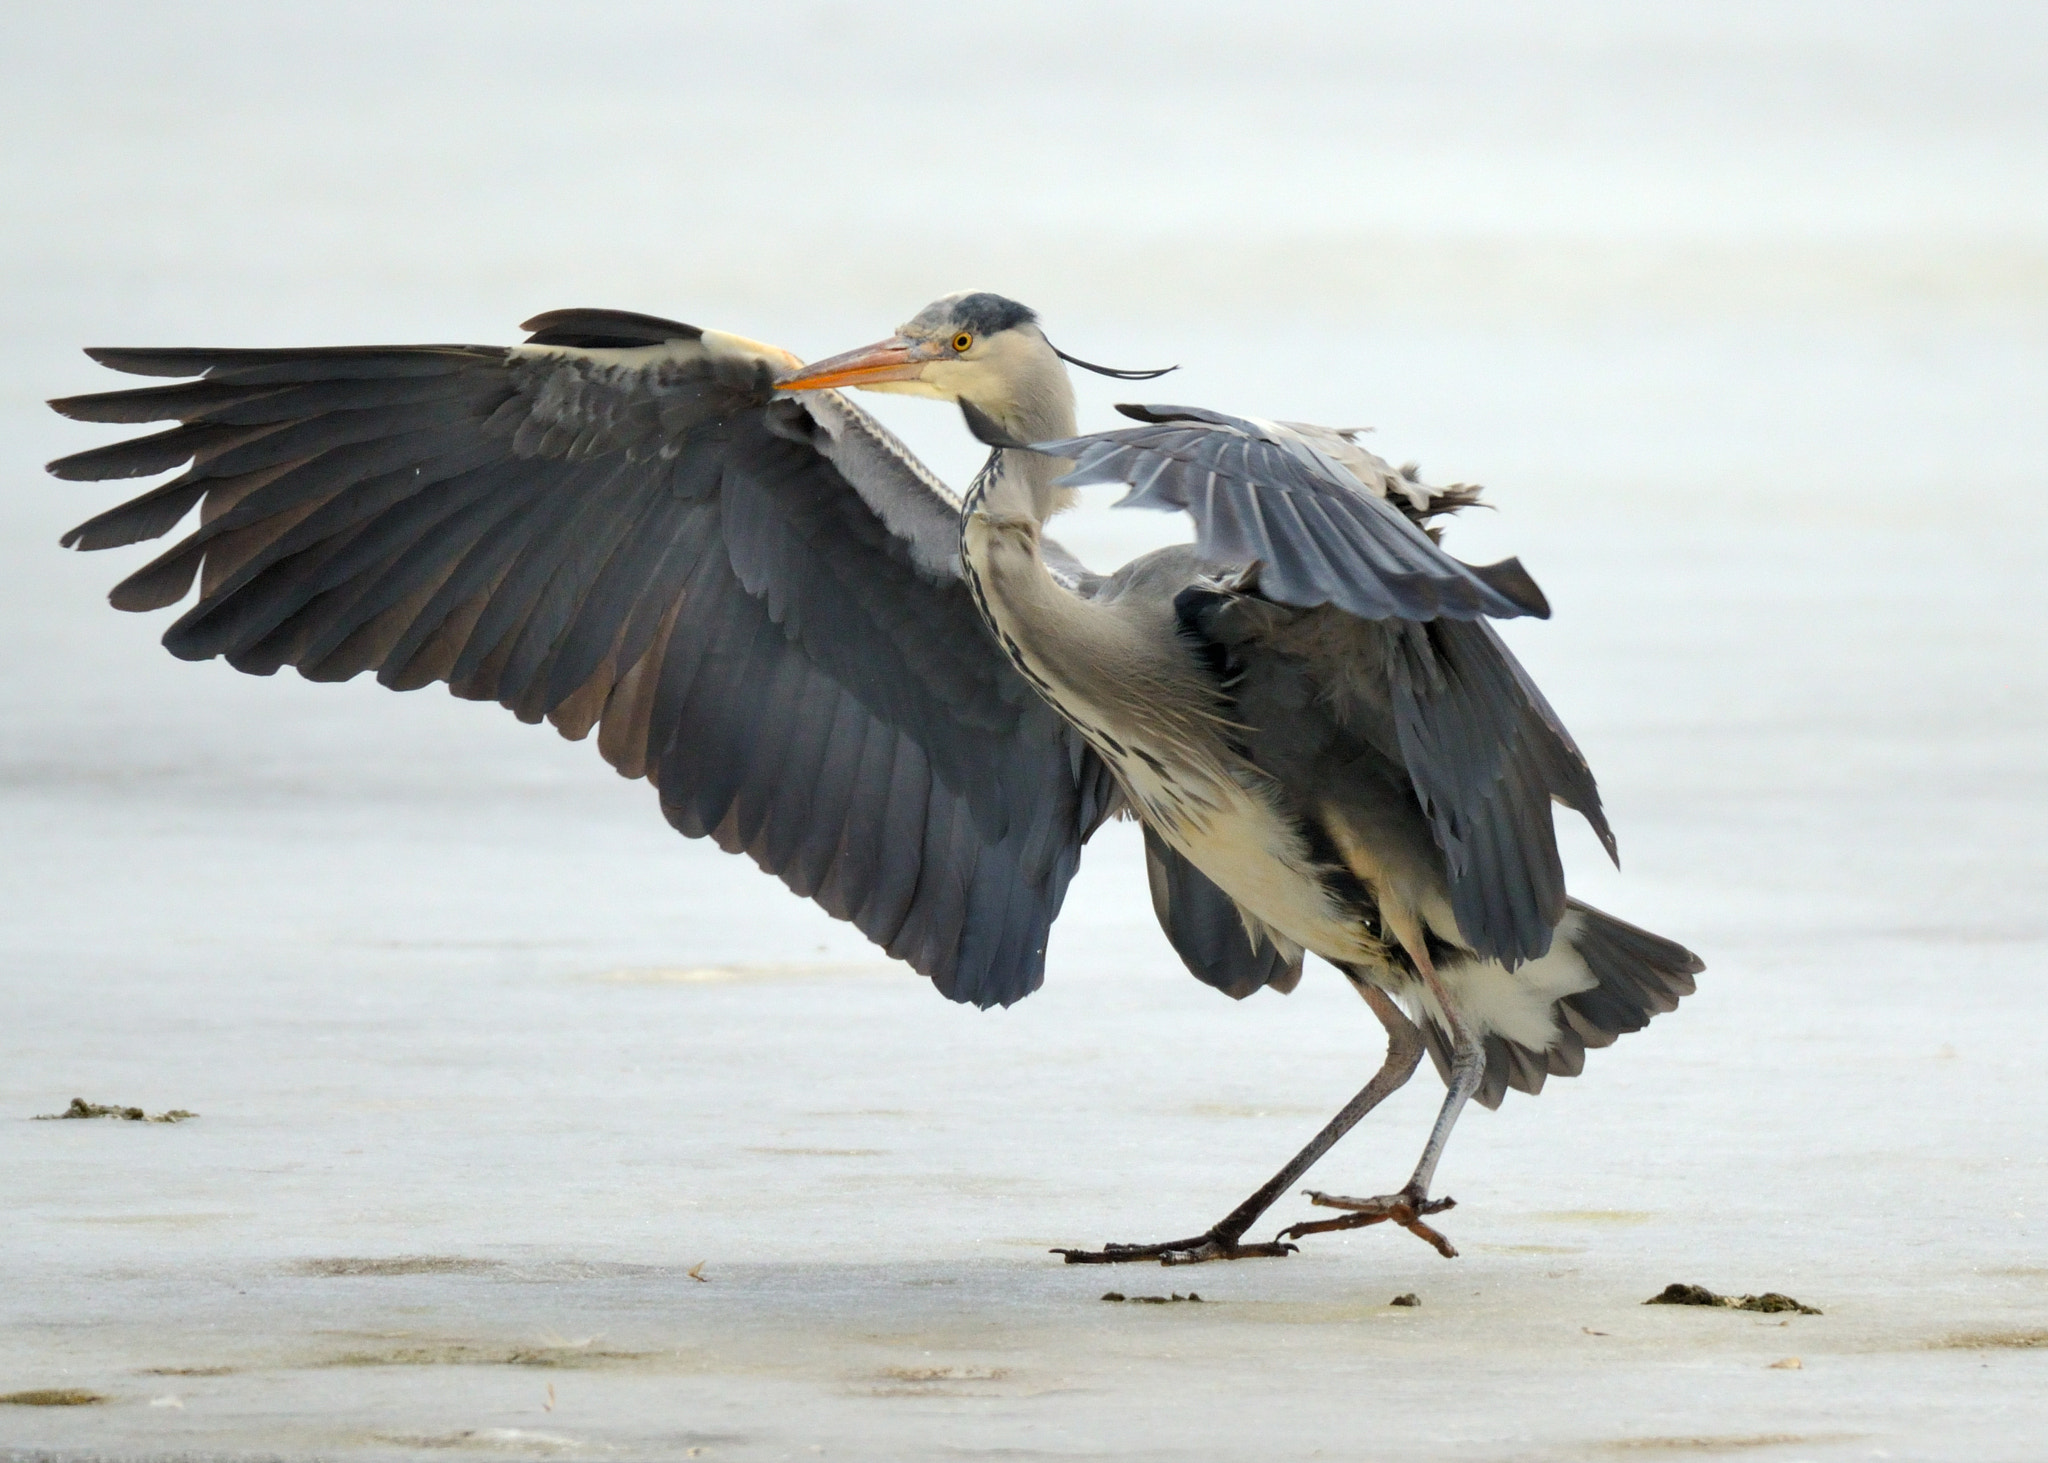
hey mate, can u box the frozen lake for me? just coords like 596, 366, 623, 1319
3, 5, 2045, 1459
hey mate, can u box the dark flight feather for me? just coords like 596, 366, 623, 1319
1143, 826, 1302, 999
1177, 579, 1612, 969
47, 311, 1119, 1007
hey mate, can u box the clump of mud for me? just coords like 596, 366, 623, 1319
34, 1098, 194, 1123
0, 1389, 103, 1406
1645, 1283, 1821, 1315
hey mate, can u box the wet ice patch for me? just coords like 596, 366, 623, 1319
1937, 1330, 2048, 1349
377, 1428, 589, 1453
584, 963, 891, 985
296, 1256, 503, 1277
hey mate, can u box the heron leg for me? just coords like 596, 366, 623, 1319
1277, 958, 1486, 1260
1053, 973, 1424, 1266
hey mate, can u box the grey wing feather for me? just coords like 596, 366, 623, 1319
1384, 618, 1612, 964
47, 309, 1118, 1007
1035, 405, 1545, 623
1143, 826, 1302, 999
1184, 587, 1613, 970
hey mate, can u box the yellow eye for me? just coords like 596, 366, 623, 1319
952, 332, 974, 353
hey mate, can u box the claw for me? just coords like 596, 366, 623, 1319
1275, 1190, 1460, 1258
1053, 1233, 1298, 1266
1160, 1238, 1296, 1266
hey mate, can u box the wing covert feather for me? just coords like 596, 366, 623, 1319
1037, 405, 1545, 623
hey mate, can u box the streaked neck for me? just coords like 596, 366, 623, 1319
969, 445, 1077, 524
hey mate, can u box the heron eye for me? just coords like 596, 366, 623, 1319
952, 332, 973, 353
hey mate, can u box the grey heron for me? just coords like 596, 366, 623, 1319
47, 290, 1700, 1265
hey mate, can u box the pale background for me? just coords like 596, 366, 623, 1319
2, 4, 2043, 1460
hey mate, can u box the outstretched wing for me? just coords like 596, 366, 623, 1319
1035, 404, 1547, 623
47, 309, 1118, 1007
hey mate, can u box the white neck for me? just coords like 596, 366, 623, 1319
956, 327, 1080, 524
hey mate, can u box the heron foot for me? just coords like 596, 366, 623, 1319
1052, 1231, 1298, 1266
1274, 1188, 1460, 1259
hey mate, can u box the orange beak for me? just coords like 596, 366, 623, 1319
774, 337, 931, 393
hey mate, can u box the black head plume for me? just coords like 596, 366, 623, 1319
1049, 343, 1177, 381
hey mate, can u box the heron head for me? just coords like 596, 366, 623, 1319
773, 291, 1072, 440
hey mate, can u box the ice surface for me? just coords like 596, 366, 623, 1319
2, 5, 2045, 1460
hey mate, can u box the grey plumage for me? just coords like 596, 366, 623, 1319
48, 290, 1702, 1264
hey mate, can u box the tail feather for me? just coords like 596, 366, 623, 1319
1561, 899, 1701, 1042
1422, 899, 1701, 1109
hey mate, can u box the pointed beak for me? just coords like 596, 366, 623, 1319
774, 337, 931, 393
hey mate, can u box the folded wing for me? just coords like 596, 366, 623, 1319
1382, 616, 1615, 964
1052, 404, 1611, 968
